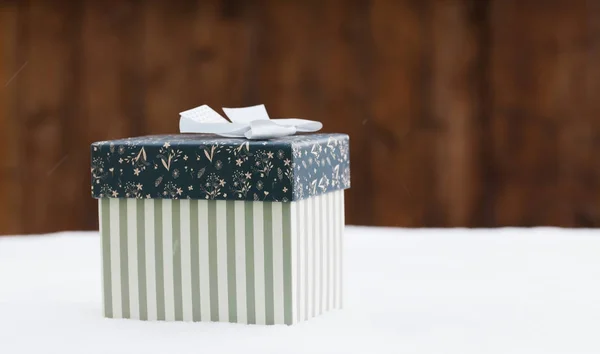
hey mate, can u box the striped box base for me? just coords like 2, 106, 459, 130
99, 190, 344, 325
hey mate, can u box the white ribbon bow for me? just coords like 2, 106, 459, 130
179, 104, 322, 139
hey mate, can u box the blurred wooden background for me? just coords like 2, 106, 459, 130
1, 0, 600, 234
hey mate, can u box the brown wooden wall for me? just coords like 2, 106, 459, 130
1, 0, 600, 234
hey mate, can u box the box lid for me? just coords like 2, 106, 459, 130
91, 133, 350, 202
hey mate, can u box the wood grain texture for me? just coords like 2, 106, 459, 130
555, 0, 600, 227
370, 0, 431, 226
489, 0, 598, 226
430, 0, 483, 227
17, 0, 82, 233
1, 0, 600, 233
81, 0, 145, 230
578, 0, 600, 227
0, 1, 21, 234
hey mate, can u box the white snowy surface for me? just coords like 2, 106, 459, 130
1, 227, 600, 354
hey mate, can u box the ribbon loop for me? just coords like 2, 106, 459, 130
179, 104, 322, 139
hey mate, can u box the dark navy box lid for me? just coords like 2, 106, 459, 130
91, 133, 350, 202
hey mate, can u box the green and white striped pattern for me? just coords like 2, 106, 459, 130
98, 190, 344, 325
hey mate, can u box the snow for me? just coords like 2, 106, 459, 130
1, 227, 600, 354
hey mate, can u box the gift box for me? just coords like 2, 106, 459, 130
91, 132, 350, 325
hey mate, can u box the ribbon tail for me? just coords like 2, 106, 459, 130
245, 120, 297, 140
270, 118, 323, 132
